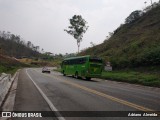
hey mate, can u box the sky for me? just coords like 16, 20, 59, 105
0, 0, 159, 54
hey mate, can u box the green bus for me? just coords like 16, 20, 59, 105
61, 55, 103, 80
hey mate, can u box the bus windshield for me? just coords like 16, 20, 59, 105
89, 58, 102, 63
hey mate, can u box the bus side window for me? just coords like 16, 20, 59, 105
82, 58, 86, 64
64, 61, 67, 65
79, 58, 86, 64
69, 60, 74, 65
67, 60, 69, 65
78, 58, 82, 64
74, 59, 78, 64
72, 59, 76, 65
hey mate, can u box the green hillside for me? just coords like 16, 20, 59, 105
0, 54, 29, 74
80, 4, 160, 69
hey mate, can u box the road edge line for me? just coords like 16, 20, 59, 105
26, 69, 65, 120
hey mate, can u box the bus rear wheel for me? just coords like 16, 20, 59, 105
86, 77, 91, 80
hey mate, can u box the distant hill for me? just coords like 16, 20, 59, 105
80, 3, 160, 69
0, 31, 41, 58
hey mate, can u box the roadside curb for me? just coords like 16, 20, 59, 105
0, 73, 11, 108
0, 70, 20, 112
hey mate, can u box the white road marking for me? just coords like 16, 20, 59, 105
26, 69, 66, 120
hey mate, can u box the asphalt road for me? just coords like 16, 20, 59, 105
13, 68, 160, 120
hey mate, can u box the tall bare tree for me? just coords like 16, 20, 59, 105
64, 15, 89, 53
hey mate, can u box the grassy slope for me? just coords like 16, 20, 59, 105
78, 5, 160, 87
80, 5, 160, 69
0, 55, 29, 75
101, 71, 160, 87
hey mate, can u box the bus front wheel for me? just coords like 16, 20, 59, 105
63, 71, 66, 76
75, 72, 79, 79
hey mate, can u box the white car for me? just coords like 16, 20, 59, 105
42, 67, 50, 73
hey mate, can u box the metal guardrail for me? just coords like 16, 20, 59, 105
0, 73, 12, 106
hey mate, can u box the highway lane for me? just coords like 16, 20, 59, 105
13, 69, 57, 120
13, 68, 160, 120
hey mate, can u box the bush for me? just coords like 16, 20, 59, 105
142, 47, 160, 65
125, 10, 144, 24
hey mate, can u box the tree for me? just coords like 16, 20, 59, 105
90, 42, 96, 47
35, 46, 40, 52
27, 41, 32, 48
64, 15, 89, 53
125, 10, 143, 24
